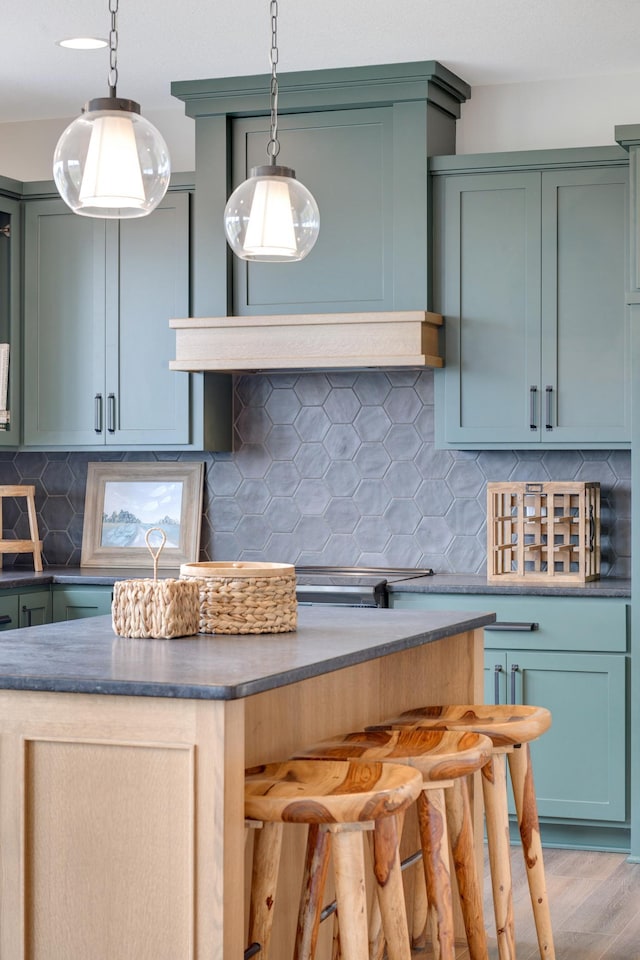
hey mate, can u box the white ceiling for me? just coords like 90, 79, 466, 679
4, 0, 640, 126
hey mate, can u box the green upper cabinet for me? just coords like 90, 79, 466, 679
432, 149, 630, 449
172, 61, 470, 319
23, 191, 192, 449
0, 187, 22, 448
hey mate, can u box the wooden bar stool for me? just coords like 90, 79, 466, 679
245, 757, 423, 960
382, 704, 555, 960
294, 727, 493, 960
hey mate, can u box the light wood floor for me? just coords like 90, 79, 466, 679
423, 846, 640, 960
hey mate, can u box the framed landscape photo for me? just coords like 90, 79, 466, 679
81, 461, 204, 568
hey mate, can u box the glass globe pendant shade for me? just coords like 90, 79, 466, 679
53, 97, 171, 219
224, 164, 320, 262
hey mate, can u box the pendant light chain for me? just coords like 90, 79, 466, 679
108, 0, 119, 97
267, 0, 280, 163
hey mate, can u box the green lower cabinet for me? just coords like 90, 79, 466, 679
51, 586, 113, 622
0, 588, 51, 630
485, 649, 626, 822
390, 590, 630, 848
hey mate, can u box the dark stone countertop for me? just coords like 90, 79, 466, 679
0, 605, 495, 701
1, 567, 631, 598
387, 573, 630, 599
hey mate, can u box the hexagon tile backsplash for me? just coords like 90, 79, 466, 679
0, 370, 631, 576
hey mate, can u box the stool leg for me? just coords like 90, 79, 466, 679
417, 787, 456, 960
481, 755, 516, 960
508, 744, 556, 960
444, 777, 489, 960
329, 825, 369, 960
294, 824, 332, 960
248, 821, 284, 960
411, 858, 429, 950
367, 809, 407, 960
371, 813, 412, 960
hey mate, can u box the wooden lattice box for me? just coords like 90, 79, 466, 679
487, 481, 600, 583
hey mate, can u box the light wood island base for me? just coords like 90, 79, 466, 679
0, 620, 484, 960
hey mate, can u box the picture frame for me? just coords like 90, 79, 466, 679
81, 461, 204, 569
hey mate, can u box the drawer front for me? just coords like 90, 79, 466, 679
0, 594, 20, 632
51, 586, 113, 622
391, 593, 628, 652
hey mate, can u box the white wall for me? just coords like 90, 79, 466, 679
457, 71, 640, 154
2, 70, 640, 181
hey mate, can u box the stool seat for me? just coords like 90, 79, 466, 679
294, 727, 492, 781
386, 703, 551, 747
245, 757, 423, 823
295, 727, 493, 960
245, 758, 423, 960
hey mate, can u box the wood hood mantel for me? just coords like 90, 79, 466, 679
169, 311, 443, 373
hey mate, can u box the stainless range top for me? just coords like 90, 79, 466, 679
295, 566, 434, 607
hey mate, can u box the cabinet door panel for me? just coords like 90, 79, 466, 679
51, 586, 113, 622
541, 168, 630, 442
19, 590, 51, 627
0, 197, 21, 448
0, 594, 18, 632
24, 200, 106, 446
231, 107, 404, 314
516, 651, 626, 821
437, 172, 541, 444
109, 192, 190, 446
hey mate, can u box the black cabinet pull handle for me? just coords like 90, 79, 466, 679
529, 386, 538, 430
94, 393, 103, 433
107, 393, 116, 433
494, 663, 503, 705
0, 615, 11, 626
510, 663, 519, 704
545, 385, 553, 430
485, 621, 539, 632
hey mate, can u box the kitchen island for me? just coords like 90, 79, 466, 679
0, 605, 493, 960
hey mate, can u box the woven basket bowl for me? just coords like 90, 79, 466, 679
112, 578, 200, 639
179, 561, 297, 635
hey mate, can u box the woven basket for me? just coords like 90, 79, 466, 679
179, 561, 297, 635
112, 578, 200, 639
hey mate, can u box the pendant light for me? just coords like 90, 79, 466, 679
223, 0, 320, 262
53, 0, 170, 219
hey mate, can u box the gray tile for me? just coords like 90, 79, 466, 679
541, 449, 584, 479
415, 516, 453, 554
265, 424, 301, 459
608, 450, 631, 480
353, 443, 391, 478
293, 515, 331, 552
235, 375, 272, 407
354, 516, 391, 553
235, 515, 271, 551
323, 388, 360, 423
209, 497, 242, 532
210, 532, 241, 559
265, 389, 302, 424
446, 536, 486, 573
265, 461, 301, 497
324, 461, 361, 498
207, 460, 243, 496
415, 479, 454, 516
353, 406, 391, 442
575, 461, 617, 486
323, 423, 361, 460
384, 535, 424, 568
234, 479, 271, 514
384, 499, 422, 534
15, 451, 47, 479
383, 423, 421, 460
324, 498, 360, 534
294, 406, 331, 442
509, 459, 550, 481
42, 531, 75, 565
415, 444, 454, 480
353, 478, 392, 516
413, 370, 435, 404
234, 443, 272, 479
383, 387, 421, 423
294, 443, 331, 479
265, 498, 301, 533
293, 373, 331, 405
41, 460, 73, 495
263, 533, 299, 563
445, 460, 485, 498
477, 450, 518, 480
384, 461, 422, 498
40, 496, 74, 532
235, 406, 272, 443
413, 406, 435, 442
295, 479, 331, 515
326, 372, 358, 388
353, 372, 391, 405
446, 498, 486, 536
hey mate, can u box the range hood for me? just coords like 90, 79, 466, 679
169, 311, 443, 373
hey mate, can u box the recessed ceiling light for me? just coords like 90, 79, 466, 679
57, 37, 108, 50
